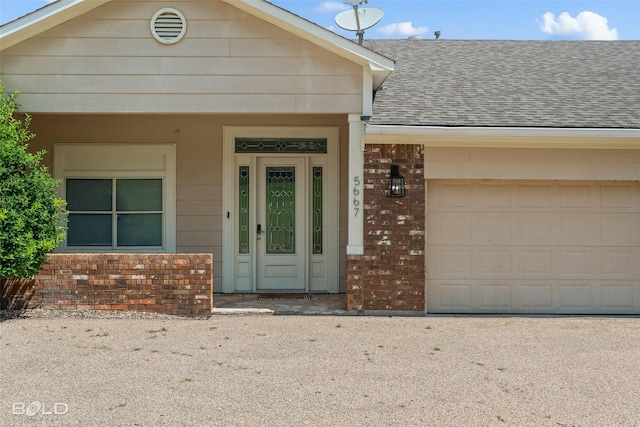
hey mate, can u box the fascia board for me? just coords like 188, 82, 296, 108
366, 125, 640, 149
366, 125, 640, 139
369, 61, 393, 88
221, 0, 394, 86
0, 0, 111, 51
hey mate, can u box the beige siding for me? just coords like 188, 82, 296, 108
1, 0, 363, 114
425, 147, 640, 181
28, 113, 349, 292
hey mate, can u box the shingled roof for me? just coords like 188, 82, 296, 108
366, 40, 640, 129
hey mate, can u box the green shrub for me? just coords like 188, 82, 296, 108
0, 85, 67, 278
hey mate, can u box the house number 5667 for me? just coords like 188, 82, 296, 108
353, 176, 361, 217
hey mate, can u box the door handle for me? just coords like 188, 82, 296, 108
257, 224, 264, 235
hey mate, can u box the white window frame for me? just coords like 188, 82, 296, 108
54, 143, 176, 252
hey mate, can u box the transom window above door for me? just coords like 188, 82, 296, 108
66, 178, 163, 248
235, 138, 327, 154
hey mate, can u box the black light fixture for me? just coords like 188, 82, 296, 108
388, 165, 406, 198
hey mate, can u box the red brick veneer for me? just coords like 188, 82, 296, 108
3, 253, 213, 317
347, 144, 425, 312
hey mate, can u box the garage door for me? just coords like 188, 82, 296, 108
427, 180, 640, 314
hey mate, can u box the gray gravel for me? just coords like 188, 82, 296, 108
0, 308, 192, 321
2, 312, 640, 426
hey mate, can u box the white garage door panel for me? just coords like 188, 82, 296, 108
428, 280, 640, 313
427, 180, 640, 314
430, 247, 640, 279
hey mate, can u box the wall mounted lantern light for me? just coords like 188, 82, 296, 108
388, 165, 406, 198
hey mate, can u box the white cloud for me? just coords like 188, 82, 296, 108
538, 11, 618, 40
377, 21, 428, 37
315, 2, 349, 13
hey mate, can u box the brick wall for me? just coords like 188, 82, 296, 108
1, 278, 37, 311
347, 144, 425, 313
2, 253, 213, 317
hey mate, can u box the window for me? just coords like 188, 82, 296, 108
238, 166, 250, 254
54, 143, 176, 252
312, 166, 323, 254
235, 138, 327, 154
66, 178, 163, 248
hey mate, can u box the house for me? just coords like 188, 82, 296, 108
1, 0, 638, 315
360, 39, 640, 314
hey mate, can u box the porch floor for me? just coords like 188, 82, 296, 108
213, 293, 353, 316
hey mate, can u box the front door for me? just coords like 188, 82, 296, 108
222, 127, 340, 294
256, 157, 306, 290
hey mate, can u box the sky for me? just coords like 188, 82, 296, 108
0, 0, 638, 40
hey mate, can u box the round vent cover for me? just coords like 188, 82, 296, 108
151, 8, 187, 44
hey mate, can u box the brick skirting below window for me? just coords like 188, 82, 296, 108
1, 254, 213, 317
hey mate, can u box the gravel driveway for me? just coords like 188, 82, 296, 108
2, 313, 639, 426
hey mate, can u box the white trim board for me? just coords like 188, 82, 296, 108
0, 0, 110, 50
365, 125, 640, 149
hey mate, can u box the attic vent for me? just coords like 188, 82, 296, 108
151, 8, 187, 44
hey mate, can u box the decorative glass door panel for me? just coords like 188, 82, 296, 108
266, 167, 296, 254
257, 158, 306, 290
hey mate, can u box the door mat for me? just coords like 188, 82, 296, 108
257, 293, 311, 301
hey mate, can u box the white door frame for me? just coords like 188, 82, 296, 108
222, 126, 340, 293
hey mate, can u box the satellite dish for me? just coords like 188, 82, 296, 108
335, 8, 384, 32
335, 1, 383, 45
